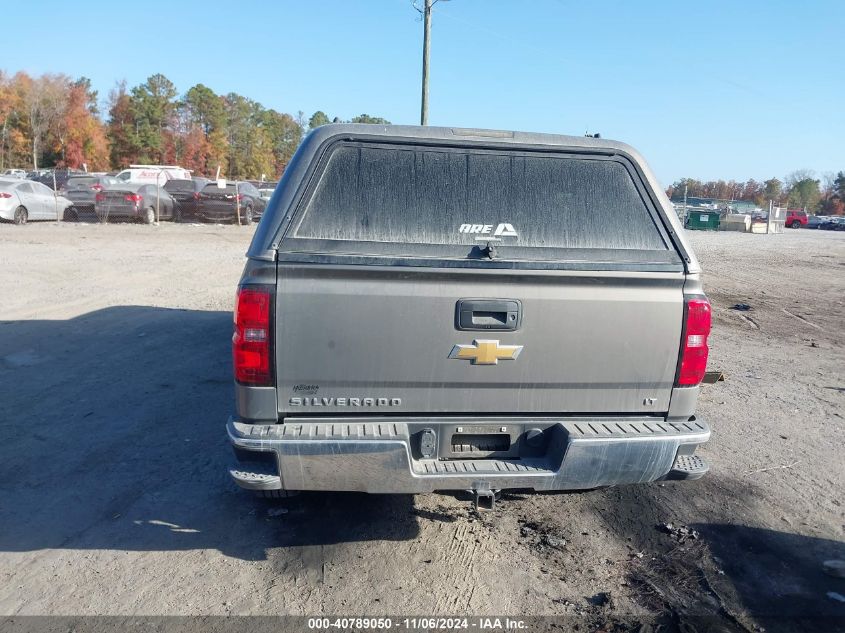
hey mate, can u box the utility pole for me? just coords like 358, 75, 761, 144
53, 170, 59, 223
767, 199, 773, 235
155, 170, 162, 225
420, 0, 432, 125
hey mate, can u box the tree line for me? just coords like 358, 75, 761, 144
666, 171, 845, 215
3, 69, 842, 212
0, 71, 390, 180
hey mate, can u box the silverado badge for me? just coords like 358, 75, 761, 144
448, 339, 523, 365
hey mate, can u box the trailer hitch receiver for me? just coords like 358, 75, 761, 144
469, 482, 499, 511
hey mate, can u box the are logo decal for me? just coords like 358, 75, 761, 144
458, 223, 518, 241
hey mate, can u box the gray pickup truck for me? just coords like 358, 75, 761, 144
227, 125, 712, 504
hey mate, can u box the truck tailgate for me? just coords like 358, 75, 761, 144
275, 264, 683, 416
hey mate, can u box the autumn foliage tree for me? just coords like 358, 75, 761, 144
0, 71, 27, 169
820, 171, 845, 215
1, 69, 395, 178
0, 71, 111, 171
24, 73, 68, 170
178, 83, 227, 175
58, 78, 109, 171
107, 81, 139, 168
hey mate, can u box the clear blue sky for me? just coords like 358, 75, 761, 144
3, 0, 841, 185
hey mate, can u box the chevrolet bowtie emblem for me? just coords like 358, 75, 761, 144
448, 339, 523, 365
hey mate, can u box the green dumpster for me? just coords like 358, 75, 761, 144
686, 211, 720, 230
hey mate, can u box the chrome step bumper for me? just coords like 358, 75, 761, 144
227, 417, 710, 493
663, 453, 710, 481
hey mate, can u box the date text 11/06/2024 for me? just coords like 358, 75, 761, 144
307, 617, 528, 631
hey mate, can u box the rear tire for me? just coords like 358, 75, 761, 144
13, 206, 27, 225
173, 205, 181, 223
143, 207, 155, 225
64, 206, 79, 222
243, 205, 254, 225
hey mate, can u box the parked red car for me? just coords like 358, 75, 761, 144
786, 209, 808, 228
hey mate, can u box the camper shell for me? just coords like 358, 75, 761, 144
227, 125, 711, 502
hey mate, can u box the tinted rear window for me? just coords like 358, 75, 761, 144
164, 179, 194, 191
67, 177, 95, 188
201, 183, 244, 193
293, 144, 666, 251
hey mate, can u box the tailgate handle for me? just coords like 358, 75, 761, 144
456, 299, 521, 331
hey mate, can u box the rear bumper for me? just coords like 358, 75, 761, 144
227, 416, 710, 493
197, 205, 261, 221
196, 205, 236, 220
95, 204, 140, 218
69, 203, 96, 219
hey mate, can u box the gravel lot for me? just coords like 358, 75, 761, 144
0, 222, 842, 631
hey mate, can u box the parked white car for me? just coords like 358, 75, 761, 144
1, 169, 27, 179
0, 178, 72, 224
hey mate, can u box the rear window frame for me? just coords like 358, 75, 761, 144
276, 139, 684, 272
164, 179, 196, 192
66, 177, 97, 188
200, 182, 243, 194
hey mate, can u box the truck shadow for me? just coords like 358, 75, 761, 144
0, 306, 418, 561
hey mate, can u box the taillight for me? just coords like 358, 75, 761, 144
124, 194, 142, 203
91, 184, 103, 191
0, 192, 12, 198
233, 286, 273, 385
676, 297, 711, 386
193, 192, 201, 200
95, 192, 105, 202
236, 194, 244, 201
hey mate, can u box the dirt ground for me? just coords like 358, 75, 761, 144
0, 222, 842, 631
